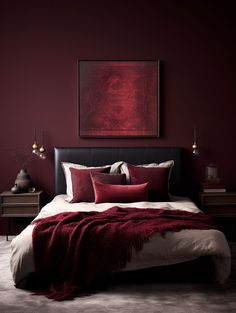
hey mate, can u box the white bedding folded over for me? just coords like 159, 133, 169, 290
10, 195, 231, 286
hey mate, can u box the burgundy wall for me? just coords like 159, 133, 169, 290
0, 0, 236, 233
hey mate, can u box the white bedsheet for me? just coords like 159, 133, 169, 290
10, 195, 231, 286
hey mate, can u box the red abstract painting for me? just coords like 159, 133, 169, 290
79, 60, 160, 138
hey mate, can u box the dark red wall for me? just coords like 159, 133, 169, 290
0, 1, 236, 232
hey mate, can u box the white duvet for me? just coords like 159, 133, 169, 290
10, 195, 231, 286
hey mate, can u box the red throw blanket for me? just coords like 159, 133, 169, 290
32, 207, 216, 301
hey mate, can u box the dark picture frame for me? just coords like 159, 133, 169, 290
78, 60, 160, 138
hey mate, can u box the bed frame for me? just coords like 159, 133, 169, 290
54, 146, 184, 196
53, 146, 215, 284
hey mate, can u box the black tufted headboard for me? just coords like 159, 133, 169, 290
54, 147, 184, 196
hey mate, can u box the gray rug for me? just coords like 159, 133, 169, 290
1, 236, 236, 313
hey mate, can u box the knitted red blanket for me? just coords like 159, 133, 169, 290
32, 207, 216, 301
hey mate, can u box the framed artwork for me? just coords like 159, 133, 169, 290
78, 60, 160, 138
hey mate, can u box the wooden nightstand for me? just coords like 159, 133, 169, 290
0, 191, 43, 240
199, 191, 236, 240
199, 191, 236, 217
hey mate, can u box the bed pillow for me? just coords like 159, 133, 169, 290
118, 160, 174, 183
110, 161, 124, 173
91, 172, 127, 185
70, 167, 110, 203
127, 164, 171, 201
62, 162, 111, 200
93, 181, 149, 204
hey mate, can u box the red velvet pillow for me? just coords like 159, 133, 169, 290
93, 181, 149, 204
127, 164, 170, 201
70, 167, 110, 202
91, 172, 126, 185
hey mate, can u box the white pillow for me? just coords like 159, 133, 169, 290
110, 161, 124, 173
61, 162, 111, 200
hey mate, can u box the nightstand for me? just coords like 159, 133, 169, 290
199, 192, 236, 217
0, 191, 43, 240
199, 191, 236, 239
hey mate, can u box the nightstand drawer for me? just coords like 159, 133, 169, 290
199, 191, 236, 217
0, 191, 43, 240
200, 193, 236, 206
1, 204, 39, 216
0, 191, 42, 217
1, 194, 39, 204
204, 205, 236, 217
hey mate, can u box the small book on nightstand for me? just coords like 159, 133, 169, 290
201, 181, 226, 193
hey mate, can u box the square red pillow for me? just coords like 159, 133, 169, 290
70, 167, 110, 202
93, 181, 149, 204
127, 164, 170, 201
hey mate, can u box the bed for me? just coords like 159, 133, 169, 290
10, 147, 231, 299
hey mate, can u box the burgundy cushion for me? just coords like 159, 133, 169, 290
91, 172, 126, 185
127, 164, 170, 201
93, 181, 149, 204
70, 167, 110, 202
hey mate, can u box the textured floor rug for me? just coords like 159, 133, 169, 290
0, 236, 236, 313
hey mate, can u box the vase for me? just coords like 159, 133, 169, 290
14, 169, 32, 192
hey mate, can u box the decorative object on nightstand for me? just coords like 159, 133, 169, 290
10, 149, 34, 194
205, 164, 218, 182
10, 184, 21, 194
13, 169, 32, 192
10, 168, 34, 194
0, 191, 43, 240
201, 164, 226, 193
201, 182, 226, 193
